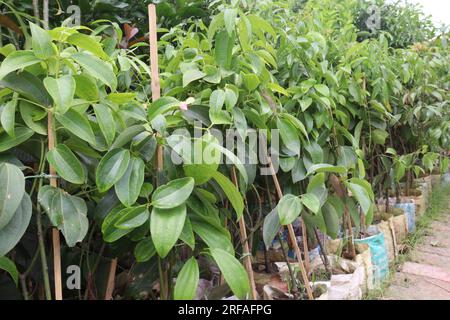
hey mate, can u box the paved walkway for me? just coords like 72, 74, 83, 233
384, 190, 450, 299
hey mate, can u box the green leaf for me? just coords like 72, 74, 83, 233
44, 75, 75, 114
19, 101, 47, 135
93, 104, 116, 147
191, 219, 234, 254
46, 144, 86, 184
66, 33, 108, 59
277, 194, 303, 225
179, 217, 195, 250
71, 52, 117, 90
0, 71, 52, 106
151, 177, 195, 209
263, 208, 280, 249
0, 163, 25, 229
182, 69, 206, 87
0, 127, 34, 153
0, 193, 32, 256
96, 149, 130, 193
300, 193, 320, 214
0, 256, 18, 287
30, 22, 54, 59
307, 164, 347, 176
277, 118, 300, 155
314, 84, 330, 96
114, 205, 149, 230
242, 73, 260, 92
300, 97, 313, 112
101, 205, 132, 242
115, 157, 145, 207
174, 257, 199, 300
134, 238, 156, 262
1, 99, 16, 137
345, 182, 372, 215
371, 129, 389, 145
39, 187, 89, 247
148, 97, 180, 121
110, 125, 145, 149
224, 9, 237, 36
215, 30, 234, 70
73, 74, 99, 101
322, 202, 339, 239
209, 248, 250, 299
151, 204, 187, 258
0, 51, 41, 79
56, 109, 96, 145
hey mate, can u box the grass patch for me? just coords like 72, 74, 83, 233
364, 182, 450, 300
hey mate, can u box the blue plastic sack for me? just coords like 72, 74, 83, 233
394, 202, 416, 233
354, 232, 389, 285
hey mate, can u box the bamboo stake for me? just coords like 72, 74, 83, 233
231, 167, 258, 300
43, 0, 49, 30
47, 114, 63, 300
266, 157, 314, 300
104, 258, 118, 300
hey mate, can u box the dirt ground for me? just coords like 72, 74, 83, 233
383, 187, 450, 300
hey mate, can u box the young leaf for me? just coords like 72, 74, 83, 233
277, 118, 300, 155
71, 52, 117, 90
44, 75, 76, 114
277, 194, 303, 226
300, 193, 321, 214
209, 248, 250, 300
215, 30, 234, 70
174, 257, 199, 300
96, 149, 131, 193
151, 204, 187, 258
30, 22, 54, 59
46, 144, 86, 184
0, 51, 41, 80
182, 69, 206, 87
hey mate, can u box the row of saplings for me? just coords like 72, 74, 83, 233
255, 172, 447, 300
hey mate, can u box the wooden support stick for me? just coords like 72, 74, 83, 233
266, 158, 314, 300
47, 113, 63, 300
231, 167, 258, 300
104, 258, 118, 300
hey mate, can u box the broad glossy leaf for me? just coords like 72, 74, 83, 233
96, 148, 130, 193
307, 164, 347, 176
0, 163, 25, 229
182, 69, 206, 87
0, 127, 34, 153
148, 97, 180, 121
0, 71, 52, 106
19, 101, 47, 135
115, 157, 145, 207
44, 75, 75, 114
0, 256, 18, 286
101, 205, 132, 242
30, 22, 54, 59
210, 248, 250, 300
0, 193, 32, 256
47, 144, 85, 184
151, 204, 187, 258
224, 9, 237, 36
73, 74, 99, 101
93, 104, 116, 146
56, 109, 96, 145
191, 219, 234, 254
1, 99, 16, 137
114, 205, 149, 230
322, 202, 339, 239
71, 52, 117, 90
66, 33, 108, 59
215, 30, 234, 70
300, 193, 321, 214
277, 194, 303, 225
151, 177, 194, 209
174, 257, 199, 300
345, 182, 372, 215
277, 118, 300, 155
110, 125, 145, 149
134, 237, 156, 262
179, 217, 195, 250
263, 208, 280, 249
0, 51, 41, 79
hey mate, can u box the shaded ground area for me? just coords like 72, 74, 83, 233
382, 186, 450, 300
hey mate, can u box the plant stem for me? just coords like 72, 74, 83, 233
104, 258, 118, 300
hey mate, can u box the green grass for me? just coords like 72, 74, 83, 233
364, 183, 450, 300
